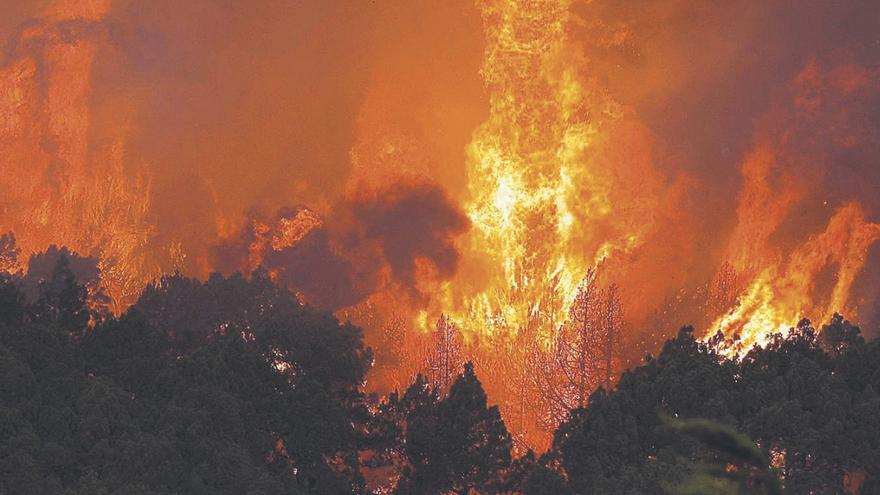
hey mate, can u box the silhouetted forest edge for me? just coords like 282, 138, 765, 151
0, 246, 877, 494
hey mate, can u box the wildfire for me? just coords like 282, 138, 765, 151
444, 0, 668, 340
704, 60, 880, 357
708, 204, 880, 357
1, 0, 879, 451
0, 0, 161, 312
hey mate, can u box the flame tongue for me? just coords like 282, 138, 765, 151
704, 59, 880, 358
451, 0, 599, 335
709, 204, 880, 357
447, 0, 677, 340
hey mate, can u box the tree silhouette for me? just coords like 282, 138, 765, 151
396, 363, 512, 494
31, 254, 91, 336
0, 242, 878, 494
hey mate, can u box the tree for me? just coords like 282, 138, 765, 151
598, 283, 623, 389
0, 273, 24, 324
31, 254, 91, 337
23, 246, 112, 324
0, 260, 370, 494
423, 314, 463, 392
535, 271, 623, 430
547, 327, 740, 494
819, 312, 864, 354
0, 232, 20, 274
501, 450, 572, 495
129, 270, 372, 397
736, 318, 879, 493
396, 363, 512, 494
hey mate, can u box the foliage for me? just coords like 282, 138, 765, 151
1, 245, 879, 494
539, 321, 880, 494
393, 363, 513, 495
0, 255, 372, 494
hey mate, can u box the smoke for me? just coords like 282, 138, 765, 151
565, 0, 880, 337
0, 0, 480, 297
1, 0, 879, 450
0, 0, 878, 337
212, 181, 468, 311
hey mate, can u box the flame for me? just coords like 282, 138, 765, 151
703, 59, 880, 357
267, 208, 324, 256
0, 0, 162, 311
443, 0, 662, 339
1, 0, 879, 450
708, 204, 880, 356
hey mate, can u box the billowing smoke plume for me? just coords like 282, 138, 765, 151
212, 181, 468, 311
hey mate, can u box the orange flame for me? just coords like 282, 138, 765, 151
442, 0, 675, 341
0, 0, 163, 311
704, 60, 880, 357
708, 203, 880, 357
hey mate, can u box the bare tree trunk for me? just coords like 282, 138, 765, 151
605, 286, 615, 389
602, 284, 622, 390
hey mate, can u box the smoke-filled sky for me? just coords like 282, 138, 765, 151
1, 0, 878, 337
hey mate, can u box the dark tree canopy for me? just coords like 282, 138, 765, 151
392, 362, 513, 495
0, 256, 373, 494
0, 245, 878, 494
539, 321, 880, 494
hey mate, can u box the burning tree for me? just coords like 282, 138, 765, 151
535, 270, 624, 430
598, 284, 623, 390
340, 301, 410, 392
0, 233, 21, 274
423, 314, 463, 392
467, 318, 544, 453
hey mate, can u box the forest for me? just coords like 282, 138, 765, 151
0, 239, 877, 495
2, 0, 880, 494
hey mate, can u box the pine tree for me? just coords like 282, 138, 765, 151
534, 270, 623, 430
396, 363, 512, 494
423, 314, 463, 392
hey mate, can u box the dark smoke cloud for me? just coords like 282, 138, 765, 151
212, 181, 469, 311
352, 184, 468, 290
1, 0, 484, 282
